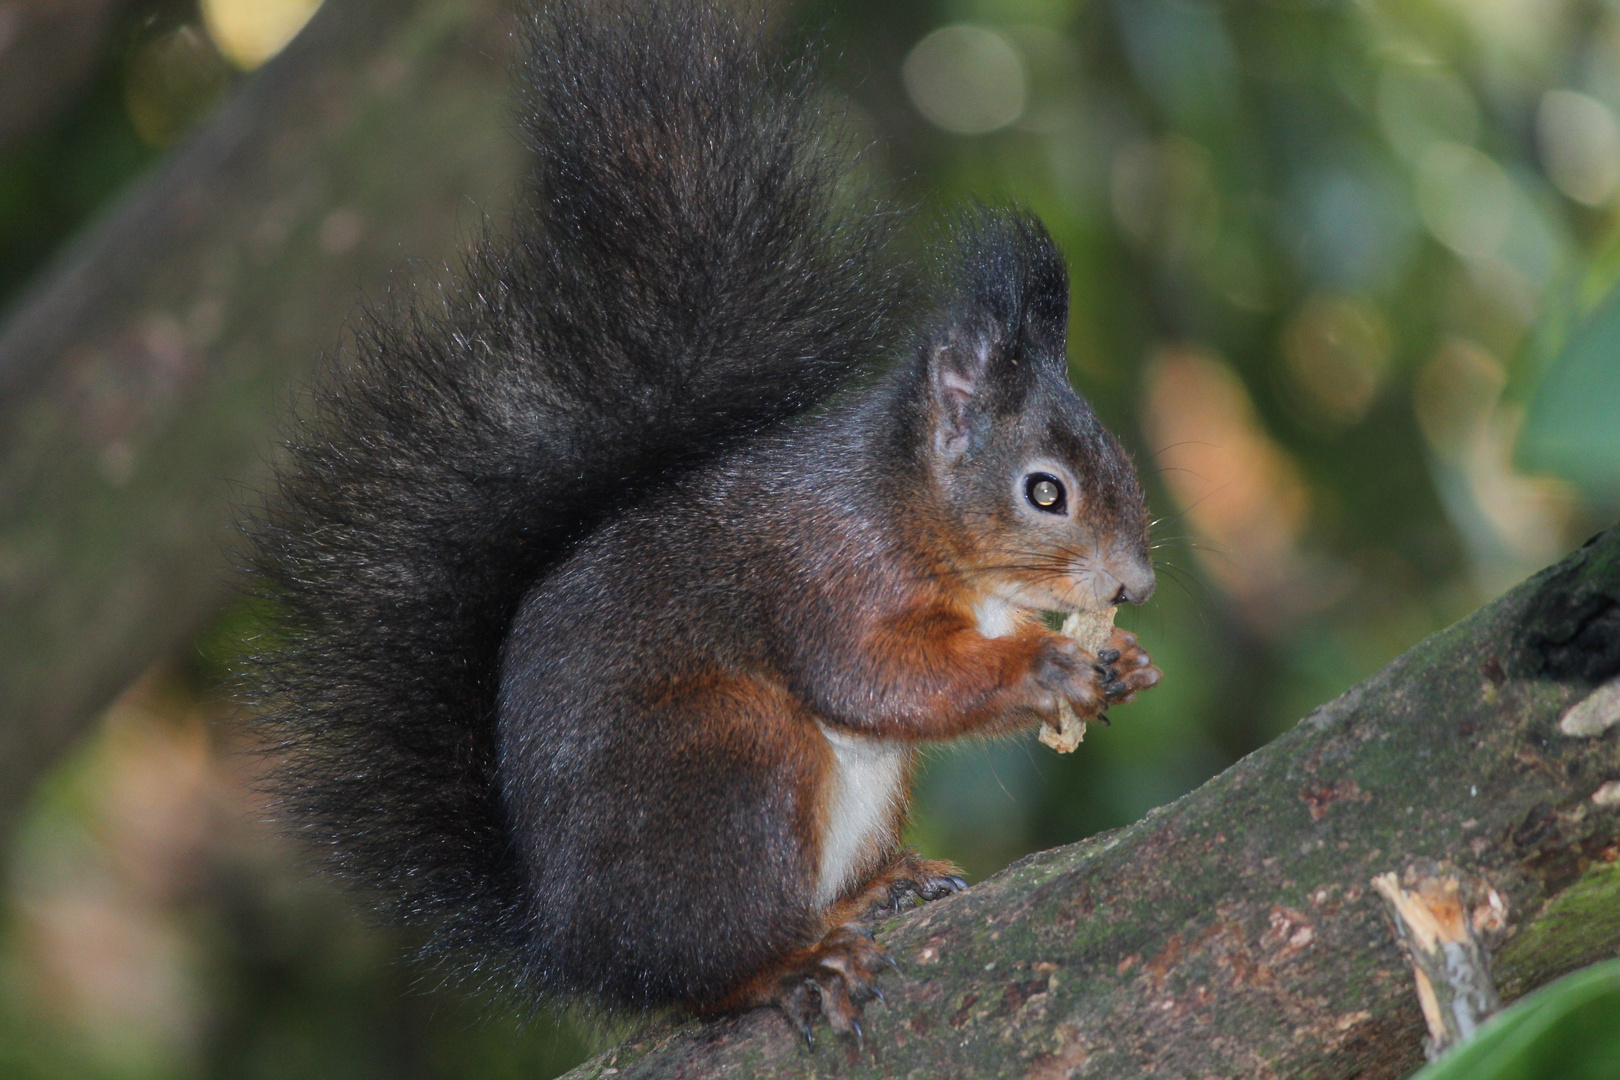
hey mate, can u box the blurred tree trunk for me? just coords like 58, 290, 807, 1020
570, 526, 1620, 1080
0, 0, 124, 154
0, 0, 524, 824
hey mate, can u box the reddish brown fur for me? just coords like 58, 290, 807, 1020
493, 211, 1160, 1038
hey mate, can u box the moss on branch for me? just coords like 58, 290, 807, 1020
570, 526, 1620, 1080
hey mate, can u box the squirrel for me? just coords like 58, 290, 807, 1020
245, 0, 1160, 1045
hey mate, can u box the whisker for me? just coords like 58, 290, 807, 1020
1149, 440, 1215, 460
1168, 484, 1230, 520
1149, 504, 1196, 536
981, 743, 1017, 804
1149, 465, 1212, 482
1151, 562, 1214, 628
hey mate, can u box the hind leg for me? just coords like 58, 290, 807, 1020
714, 849, 967, 1045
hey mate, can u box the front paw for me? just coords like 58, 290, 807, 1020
1030, 635, 1107, 717
1093, 628, 1161, 705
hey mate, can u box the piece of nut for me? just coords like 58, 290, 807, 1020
1038, 607, 1116, 754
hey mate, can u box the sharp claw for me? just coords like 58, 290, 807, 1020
948, 875, 968, 892
774, 929, 902, 1054
1098, 647, 1121, 663
1094, 712, 1111, 727
783, 996, 816, 1051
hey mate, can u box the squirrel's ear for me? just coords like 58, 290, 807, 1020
928, 328, 999, 462
925, 209, 1070, 462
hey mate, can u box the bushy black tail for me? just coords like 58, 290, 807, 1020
245, 0, 904, 991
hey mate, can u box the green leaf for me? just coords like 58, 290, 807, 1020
1518, 287, 1620, 504
1407, 957, 1620, 1080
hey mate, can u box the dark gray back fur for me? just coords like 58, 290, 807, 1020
243, 0, 905, 991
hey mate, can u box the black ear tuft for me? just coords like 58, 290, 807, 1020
924, 208, 1071, 460
950, 207, 1069, 360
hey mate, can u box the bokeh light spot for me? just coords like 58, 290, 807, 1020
903, 24, 1027, 135
1415, 339, 1575, 593
1377, 63, 1480, 163
202, 0, 324, 71
1537, 90, 1620, 205
1414, 337, 1507, 463
124, 25, 230, 148
1142, 347, 1341, 632
1416, 142, 1513, 259
1280, 294, 1392, 429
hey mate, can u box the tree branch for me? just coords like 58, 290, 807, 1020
0, 0, 122, 156
0, 0, 522, 826
570, 526, 1620, 1079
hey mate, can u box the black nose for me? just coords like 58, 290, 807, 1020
1112, 584, 1131, 605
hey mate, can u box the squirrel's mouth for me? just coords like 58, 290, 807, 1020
1000, 568, 1142, 616
984, 578, 1101, 619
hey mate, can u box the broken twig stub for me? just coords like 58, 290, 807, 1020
1372, 866, 1507, 1060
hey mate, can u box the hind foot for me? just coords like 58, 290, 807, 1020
724, 924, 894, 1048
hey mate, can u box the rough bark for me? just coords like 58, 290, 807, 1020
566, 526, 1620, 1080
0, 0, 523, 824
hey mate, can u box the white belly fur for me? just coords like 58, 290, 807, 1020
815, 724, 908, 908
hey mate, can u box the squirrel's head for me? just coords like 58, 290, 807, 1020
913, 210, 1153, 615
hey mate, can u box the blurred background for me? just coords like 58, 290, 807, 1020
1, 0, 1617, 1075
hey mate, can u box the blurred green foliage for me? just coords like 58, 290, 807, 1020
2, 0, 1618, 1076
800, 0, 1620, 878
1520, 285, 1620, 501
1407, 957, 1620, 1080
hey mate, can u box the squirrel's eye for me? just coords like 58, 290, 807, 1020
1024, 473, 1066, 514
